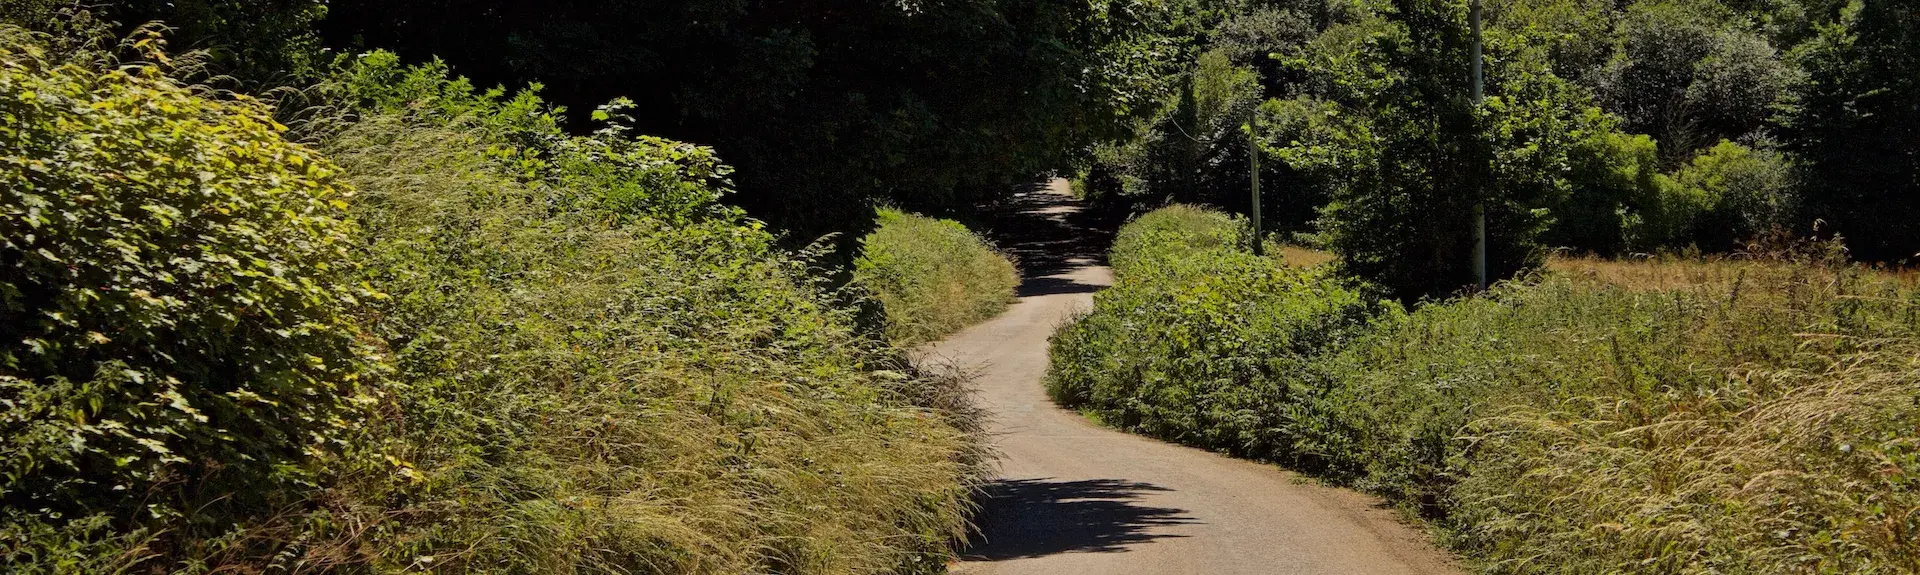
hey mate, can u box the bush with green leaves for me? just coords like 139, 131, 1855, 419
0, 27, 378, 567
1052, 203, 1920, 572
1, 36, 982, 572
1049, 206, 1379, 458
1108, 204, 1249, 279
853, 208, 1018, 344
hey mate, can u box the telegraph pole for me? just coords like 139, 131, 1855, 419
1470, 0, 1487, 290
1249, 115, 1264, 256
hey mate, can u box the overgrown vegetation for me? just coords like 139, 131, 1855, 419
2, 28, 982, 573
1051, 205, 1920, 573
0, 28, 378, 568
854, 209, 1018, 344
1077, 0, 1915, 298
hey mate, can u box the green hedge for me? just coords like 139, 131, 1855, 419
853, 208, 1017, 344
1050, 205, 1920, 573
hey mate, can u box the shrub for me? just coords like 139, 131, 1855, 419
853, 208, 1017, 344
1108, 204, 1247, 279
305, 58, 981, 573
0, 27, 377, 568
1051, 201, 1920, 572
1673, 140, 1799, 248
1049, 206, 1378, 459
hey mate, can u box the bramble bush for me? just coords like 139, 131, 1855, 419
1051, 205, 1920, 573
0, 27, 379, 569
853, 208, 1018, 344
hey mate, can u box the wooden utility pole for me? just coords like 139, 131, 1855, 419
1470, 0, 1487, 290
1249, 116, 1264, 256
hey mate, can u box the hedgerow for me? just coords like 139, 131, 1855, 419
853, 208, 1017, 344
2, 31, 981, 573
0, 27, 380, 570
303, 55, 983, 574
1050, 205, 1920, 573
1049, 206, 1378, 455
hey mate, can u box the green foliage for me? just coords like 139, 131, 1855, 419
317, 0, 1187, 241
1672, 140, 1799, 247
1545, 116, 1672, 253
1785, 0, 1920, 261
1269, 0, 1590, 300
0, 0, 328, 84
1049, 206, 1379, 456
1109, 204, 1250, 278
1052, 209, 1920, 572
1, 33, 982, 573
306, 60, 981, 573
853, 208, 1019, 344
0, 27, 377, 567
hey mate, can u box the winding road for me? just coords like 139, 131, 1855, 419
923, 179, 1461, 575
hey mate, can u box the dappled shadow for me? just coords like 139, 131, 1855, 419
961, 477, 1198, 561
1016, 274, 1106, 297
979, 180, 1115, 278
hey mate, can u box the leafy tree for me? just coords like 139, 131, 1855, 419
319, 0, 1183, 241
1673, 140, 1798, 248
1271, 0, 1585, 300
1785, 0, 1920, 261
1, 0, 327, 83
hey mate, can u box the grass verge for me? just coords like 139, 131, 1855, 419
1049, 205, 1920, 573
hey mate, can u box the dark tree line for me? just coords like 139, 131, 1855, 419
13, 0, 1179, 243
1080, 0, 1920, 299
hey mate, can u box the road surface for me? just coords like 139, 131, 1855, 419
924, 179, 1461, 575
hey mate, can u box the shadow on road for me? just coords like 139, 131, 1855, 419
961, 478, 1198, 561
981, 181, 1114, 278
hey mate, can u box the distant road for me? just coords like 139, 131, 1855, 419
927, 179, 1461, 575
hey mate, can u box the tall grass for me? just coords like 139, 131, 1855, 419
1049, 205, 1920, 573
302, 94, 984, 572
1, 37, 984, 572
854, 208, 1018, 344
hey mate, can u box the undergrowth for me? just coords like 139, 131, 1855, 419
1049, 205, 1920, 573
1, 30, 982, 574
853, 208, 1017, 344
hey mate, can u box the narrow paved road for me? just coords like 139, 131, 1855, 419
923, 179, 1460, 575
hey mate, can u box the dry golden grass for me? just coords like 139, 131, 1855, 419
1546, 253, 1920, 291
1273, 244, 1338, 268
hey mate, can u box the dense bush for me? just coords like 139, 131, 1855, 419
853, 208, 1018, 344
0, 28, 378, 568
1050, 207, 1377, 456
1051, 204, 1920, 572
1, 36, 982, 572
1108, 204, 1249, 278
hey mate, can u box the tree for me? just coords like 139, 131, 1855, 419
1785, 0, 1920, 261
1272, 0, 1581, 300
319, 0, 1183, 242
